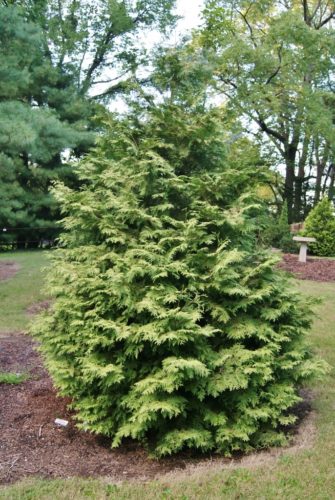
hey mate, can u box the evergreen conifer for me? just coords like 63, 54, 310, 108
33, 55, 326, 456
303, 198, 335, 256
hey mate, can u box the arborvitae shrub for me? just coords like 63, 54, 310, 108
33, 106, 325, 457
303, 198, 335, 257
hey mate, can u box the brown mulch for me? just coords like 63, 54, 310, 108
0, 336, 192, 485
278, 253, 335, 281
0, 262, 20, 282
0, 335, 314, 485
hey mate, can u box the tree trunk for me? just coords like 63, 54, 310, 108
314, 161, 323, 205
328, 164, 335, 201
314, 141, 329, 205
293, 133, 309, 221
294, 177, 304, 221
284, 147, 296, 223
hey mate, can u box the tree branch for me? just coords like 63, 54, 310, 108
91, 76, 151, 100
311, 0, 322, 21
77, 36, 89, 88
316, 10, 335, 28
217, 75, 238, 90
237, 6, 257, 47
302, 0, 311, 25
80, 27, 119, 95
91, 70, 130, 85
256, 114, 287, 143
265, 44, 283, 85
91, 80, 129, 99
80, 9, 149, 95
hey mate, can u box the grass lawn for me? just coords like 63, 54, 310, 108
0, 252, 334, 499
0, 251, 50, 335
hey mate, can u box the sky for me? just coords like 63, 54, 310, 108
174, 0, 204, 36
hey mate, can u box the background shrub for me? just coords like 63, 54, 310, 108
303, 198, 335, 257
261, 203, 298, 253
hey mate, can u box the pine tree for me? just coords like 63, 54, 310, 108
303, 198, 335, 256
0, 6, 93, 247
33, 52, 326, 457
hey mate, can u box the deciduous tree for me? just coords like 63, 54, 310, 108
201, 0, 335, 222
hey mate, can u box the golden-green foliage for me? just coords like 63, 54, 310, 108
33, 103, 326, 457
1, 279, 334, 499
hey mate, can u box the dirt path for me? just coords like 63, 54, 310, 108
0, 262, 20, 282
0, 335, 315, 485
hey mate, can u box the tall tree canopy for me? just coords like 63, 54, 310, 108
201, 0, 335, 222
7, 0, 177, 100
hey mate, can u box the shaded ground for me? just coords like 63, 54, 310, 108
0, 262, 20, 282
0, 335, 315, 485
278, 253, 335, 281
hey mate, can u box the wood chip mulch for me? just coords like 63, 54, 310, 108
278, 253, 335, 282
26, 300, 52, 316
0, 336, 196, 485
0, 261, 20, 282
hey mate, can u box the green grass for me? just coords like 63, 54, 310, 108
0, 254, 334, 499
0, 251, 50, 334
0, 372, 27, 384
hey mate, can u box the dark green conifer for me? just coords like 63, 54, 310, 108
0, 6, 92, 246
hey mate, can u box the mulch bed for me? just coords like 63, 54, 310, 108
0, 261, 20, 282
0, 336, 194, 485
278, 253, 335, 281
0, 335, 313, 485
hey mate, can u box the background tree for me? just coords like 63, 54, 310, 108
7, 0, 177, 101
0, 5, 92, 247
0, 1, 176, 247
201, 0, 335, 222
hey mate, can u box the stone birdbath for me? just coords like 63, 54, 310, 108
293, 236, 316, 263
